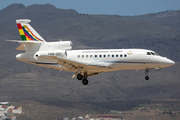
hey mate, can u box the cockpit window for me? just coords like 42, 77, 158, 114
147, 51, 159, 56
154, 52, 159, 56
151, 52, 155, 55
147, 52, 151, 55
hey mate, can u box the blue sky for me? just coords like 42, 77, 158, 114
1, 0, 180, 16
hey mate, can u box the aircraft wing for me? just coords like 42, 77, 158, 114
49, 56, 108, 76
50, 56, 107, 68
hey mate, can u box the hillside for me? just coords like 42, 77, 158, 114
123, 10, 180, 31
12, 99, 180, 120
0, 62, 180, 102
0, 3, 180, 103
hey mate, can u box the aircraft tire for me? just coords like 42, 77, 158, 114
77, 74, 83, 80
82, 79, 88, 85
145, 76, 149, 80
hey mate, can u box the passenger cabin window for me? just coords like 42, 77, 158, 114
90, 55, 92, 58
86, 55, 88, 58
78, 55, 80, 58
104, 55, 106, 58
82, 55, 84, 58
108, 55, 110, 57
120, 55, 122, 57
112, 55, 114, 57
116, 54, 118, 57
95, 55, 97, 58
124, 54, 127, 57
99, 55, 102, 58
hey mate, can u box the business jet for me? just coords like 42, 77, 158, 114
7, 19, 175, 85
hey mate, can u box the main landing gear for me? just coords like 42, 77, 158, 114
77, 73, 89, 85
77, 74, 83, 80
144, 69, 150, 80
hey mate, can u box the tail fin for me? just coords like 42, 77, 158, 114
16, 19, 45, 42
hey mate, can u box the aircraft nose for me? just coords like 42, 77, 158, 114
165, 58, 175, 66
171, 60, 175, 64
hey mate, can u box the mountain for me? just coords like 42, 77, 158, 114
123, 10, 180, 31
0, 3, 180, 102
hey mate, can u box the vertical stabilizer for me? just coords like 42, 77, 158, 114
16, 19, 45, 42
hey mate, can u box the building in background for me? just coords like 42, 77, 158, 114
0, 103, 22, 120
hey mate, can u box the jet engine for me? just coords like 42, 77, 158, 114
34, 50, 67, 60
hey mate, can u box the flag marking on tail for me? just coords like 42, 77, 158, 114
17, 23, 43, 41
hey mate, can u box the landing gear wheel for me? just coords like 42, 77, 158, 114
145, 76, 149, 80
77, 74, 83, 80
82, 79, 88, 85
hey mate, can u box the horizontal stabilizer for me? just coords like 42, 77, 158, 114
6, 40, 42, 43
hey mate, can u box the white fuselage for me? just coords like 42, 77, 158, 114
16, 48, 175, 74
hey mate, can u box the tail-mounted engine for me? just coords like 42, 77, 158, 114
34, 50, 67, 60
16, 41, 72, 61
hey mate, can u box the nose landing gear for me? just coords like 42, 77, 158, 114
145, 75, 149, 80
144, 69, 150, 80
